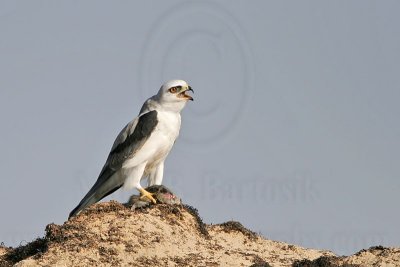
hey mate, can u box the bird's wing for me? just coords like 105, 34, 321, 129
69, 110, 158, 218
100, 109, 158, 176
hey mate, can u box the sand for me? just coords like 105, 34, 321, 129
1, 201, 399, 267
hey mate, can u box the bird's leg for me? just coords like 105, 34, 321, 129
148, 162, 164, 186
139, 188, 157, 204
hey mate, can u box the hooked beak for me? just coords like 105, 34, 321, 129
178, 86, 194, 101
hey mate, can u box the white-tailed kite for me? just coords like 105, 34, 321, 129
69, 80, 193, 218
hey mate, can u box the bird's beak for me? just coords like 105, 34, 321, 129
178, 86, 194, 101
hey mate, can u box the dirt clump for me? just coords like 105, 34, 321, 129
0, 201, 398, 267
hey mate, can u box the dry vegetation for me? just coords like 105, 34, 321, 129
1, 201, 399, 267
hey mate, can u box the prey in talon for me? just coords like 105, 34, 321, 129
127, 185, 182, 210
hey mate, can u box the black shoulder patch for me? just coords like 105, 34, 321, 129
111, 110, 158, 155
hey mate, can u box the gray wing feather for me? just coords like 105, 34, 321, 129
69, 110, 158, 218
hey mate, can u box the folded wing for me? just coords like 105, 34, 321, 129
68, 110, 158, 218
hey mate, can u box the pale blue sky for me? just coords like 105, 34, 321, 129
1, 1, 399, 255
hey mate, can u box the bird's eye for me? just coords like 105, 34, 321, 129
169, 87, 177, 93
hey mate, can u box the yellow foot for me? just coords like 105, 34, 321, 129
139, 188, 157, 204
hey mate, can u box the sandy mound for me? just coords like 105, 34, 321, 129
1, 201, 398, 267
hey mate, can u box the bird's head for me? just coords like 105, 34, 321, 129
156, 80, 194, 112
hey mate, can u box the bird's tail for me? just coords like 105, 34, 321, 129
68, 172, 123, 219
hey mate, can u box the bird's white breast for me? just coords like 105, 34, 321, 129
121, 111, 181, 172
156, 110, 181, 139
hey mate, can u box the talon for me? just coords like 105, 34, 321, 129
139, 188, 157, 204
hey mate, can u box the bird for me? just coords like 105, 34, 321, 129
69, 80, 193, 218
